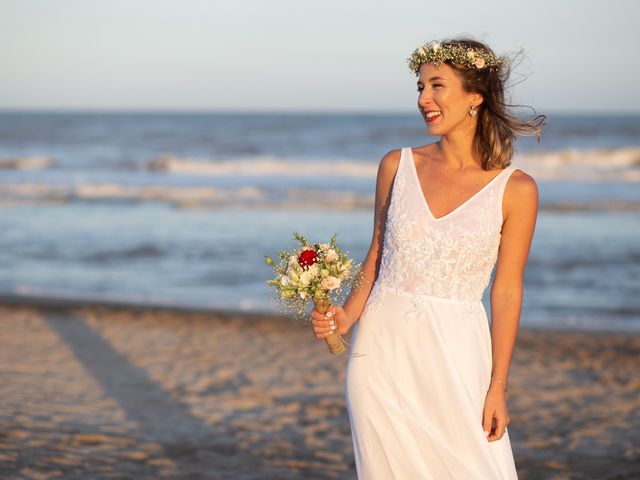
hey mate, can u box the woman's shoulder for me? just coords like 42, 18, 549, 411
504, 165, 538, 208
410, 142, 439, 158
376, 148, 402, 176
377, 142, 438, 170
506, 165, 537, 190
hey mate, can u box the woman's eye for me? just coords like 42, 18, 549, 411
416, 84, 442, 92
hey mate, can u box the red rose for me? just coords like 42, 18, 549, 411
298, 249, 317, 268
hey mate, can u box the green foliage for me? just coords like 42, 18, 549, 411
263, 232, 362, 322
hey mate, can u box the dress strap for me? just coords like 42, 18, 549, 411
385, 148, 408, 212
393, 147, 408, 188
399, 147, 408, 171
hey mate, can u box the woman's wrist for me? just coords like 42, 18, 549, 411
489, 383, 507, 395
489, 376, 510, 393
341, 305, 357, 332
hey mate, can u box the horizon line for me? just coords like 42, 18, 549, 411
1, 107, 639, 116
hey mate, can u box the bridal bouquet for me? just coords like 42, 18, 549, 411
264, 232, 360, 355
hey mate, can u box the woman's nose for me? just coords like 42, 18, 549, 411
418, 98, 431, 111
417, 90, 431, 106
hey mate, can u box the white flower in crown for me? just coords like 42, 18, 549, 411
319, 243, 331, 251
321, 276, 341, 291
407, 41, 503, 75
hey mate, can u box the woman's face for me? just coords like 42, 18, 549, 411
416, 62, 482, 137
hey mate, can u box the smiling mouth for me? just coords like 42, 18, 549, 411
424, 111, 442, 123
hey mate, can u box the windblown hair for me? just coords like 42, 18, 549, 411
438, 37, 546, 170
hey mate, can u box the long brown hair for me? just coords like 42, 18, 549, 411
440, 37, 546, 170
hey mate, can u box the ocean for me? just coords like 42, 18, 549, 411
0, 111, 639, 331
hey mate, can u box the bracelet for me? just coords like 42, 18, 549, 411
490, 376, 510, 392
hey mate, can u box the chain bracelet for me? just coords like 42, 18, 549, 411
490, 376, 510, 392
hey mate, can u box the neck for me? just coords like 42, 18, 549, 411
436, 123, 479, 170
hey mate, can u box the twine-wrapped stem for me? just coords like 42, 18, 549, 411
313, 296, 347, 356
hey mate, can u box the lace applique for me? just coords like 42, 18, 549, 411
361, 282, 383, 321
360, 148, 515, 321
360, 151, 413, 320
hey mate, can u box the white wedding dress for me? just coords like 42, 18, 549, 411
345, 147, 519, 479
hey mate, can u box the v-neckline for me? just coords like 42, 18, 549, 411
407, 147, 510, 222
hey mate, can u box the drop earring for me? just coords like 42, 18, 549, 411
469, 106, 477, 117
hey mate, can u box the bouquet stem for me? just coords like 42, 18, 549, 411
314, 297, 347, 356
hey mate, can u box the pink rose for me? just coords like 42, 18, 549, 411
474, 57, 485, 68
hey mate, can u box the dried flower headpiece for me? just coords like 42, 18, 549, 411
407, 41, 504, 76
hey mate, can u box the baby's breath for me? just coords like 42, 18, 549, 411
264, 232, 361, 322
407, 41, 503, 76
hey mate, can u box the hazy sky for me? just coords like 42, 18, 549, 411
1, 0, 638, 113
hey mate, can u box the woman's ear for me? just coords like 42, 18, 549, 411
472, 93, 484, 108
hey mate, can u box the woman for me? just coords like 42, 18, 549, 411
311, 37, 544, 478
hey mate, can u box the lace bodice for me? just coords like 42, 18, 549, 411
362, 147, 517, 318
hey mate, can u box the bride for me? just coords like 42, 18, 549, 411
311, 37, 545, 478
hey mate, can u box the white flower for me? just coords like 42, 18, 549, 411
321, 276, 341, 291
467, 50, 476, 60
280, 275, 290, 286
319, 243, 331, 251
432, 43, 441, 52
418, 47, 427, 56
299, 270, 315, 286
308, 263, 320, 276
325, 249, 339, 263
299, 291, 307, 299
287, 268, 300, 283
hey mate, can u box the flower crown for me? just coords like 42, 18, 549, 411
407, 41, 504, 75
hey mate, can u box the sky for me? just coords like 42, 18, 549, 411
1, 0, 639, 113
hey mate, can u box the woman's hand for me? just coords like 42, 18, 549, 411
310, 304, 352, 338
482, 383, 510, 442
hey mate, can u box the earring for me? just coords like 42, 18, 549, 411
469, 106, 478, 117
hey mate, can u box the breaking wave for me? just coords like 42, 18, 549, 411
515, 147, 640, 181
0, 156, 53, 170
142, 147, 640, 182
1, 181, 640, 212
146, 155, 377, 177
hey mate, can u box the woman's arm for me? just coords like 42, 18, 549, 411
483, 169, 538, 442
490, 169, 539, 387
311, 149, 401, 338
340, 149, 401, 331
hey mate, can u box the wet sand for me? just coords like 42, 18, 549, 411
0, 300, 638, 479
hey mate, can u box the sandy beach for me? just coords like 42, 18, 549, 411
0, 299, 638, 479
